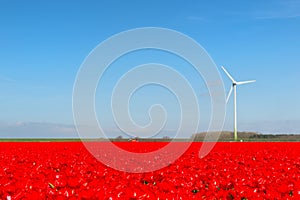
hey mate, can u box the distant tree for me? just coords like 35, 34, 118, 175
163, 136, 171, 140
116, 135, 123, 140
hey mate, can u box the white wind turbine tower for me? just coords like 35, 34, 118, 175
221, 66, 256, 141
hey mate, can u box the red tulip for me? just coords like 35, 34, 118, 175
0, 142, 299, 199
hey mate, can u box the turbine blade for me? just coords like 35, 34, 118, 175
226, 86, 233, 103
236, 80, 256, 85
221, 66, 236, 83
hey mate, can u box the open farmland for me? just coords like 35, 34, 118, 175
0, 142, 300, 199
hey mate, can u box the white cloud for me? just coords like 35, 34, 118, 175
187, 16, 209, 22
0, 121, 77, 138
246, 1, 300, 20
239, 120, 300, 134
222, 1, 300, 20
0, 75, 16, 82
1, 119, 299, 138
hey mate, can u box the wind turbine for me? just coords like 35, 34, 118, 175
221, 66, 256, 141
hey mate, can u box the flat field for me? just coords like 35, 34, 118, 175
0, 142, 299, 199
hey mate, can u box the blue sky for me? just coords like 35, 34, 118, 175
0, 0, 300, 138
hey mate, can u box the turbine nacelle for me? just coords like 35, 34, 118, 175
221, 66, 256, 103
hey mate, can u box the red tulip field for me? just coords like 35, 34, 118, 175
0, 142, 300, 199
